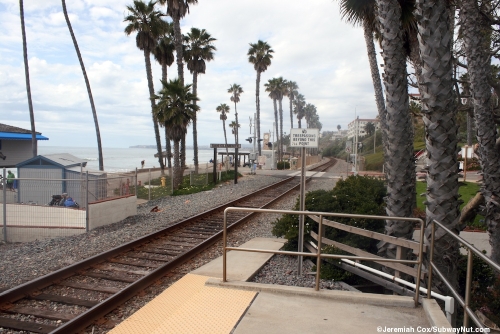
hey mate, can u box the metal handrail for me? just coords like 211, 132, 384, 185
223, 207, 425, 307
428, 219, 500, 329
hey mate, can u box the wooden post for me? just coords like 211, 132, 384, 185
213, 148, 217, 184
463, 146, 468, 182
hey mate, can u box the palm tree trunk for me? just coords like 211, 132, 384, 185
375, 0, 415, 260
298, 117, 302, 129
234, 103, 239, 146
223, 119, 228, 171
181, 136, 186, 170
289, 96, 294, 129
278, 98, 284, 162
234, 102, 239, 167
173, 18, 186, 170
273, 99, 279, 161
143, 48, 165, 175
192, 71, 199, 173
162, 63, 172, 170
62, 0, 104, 170
461, 0, 500, 264
173, 18, 184, 85
20, 0, 36, 157
363, 21, 386, 160
164, 127, 171, 170
467, 113, 473, 146
256, 71, 262, 156
173, 139, 181, 189
416, 0, 460, 289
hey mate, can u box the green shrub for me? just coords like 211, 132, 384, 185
277, 161, 290, 170
416, 181, 485, 230
457, 251, 500, 326
272, 175, 387, 281
173, 170, 240, 195
456, 157, 481, 171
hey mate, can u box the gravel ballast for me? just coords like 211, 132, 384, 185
0, 174, 285, 289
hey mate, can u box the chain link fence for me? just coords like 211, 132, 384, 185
135, 168, 173, 201
1, 169, 137, 243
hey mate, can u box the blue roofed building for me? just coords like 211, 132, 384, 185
0, 123, 49, 168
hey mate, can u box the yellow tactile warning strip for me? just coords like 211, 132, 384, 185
109, 273, 256, 334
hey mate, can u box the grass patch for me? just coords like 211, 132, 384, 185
364, 151, 384, 171
414, 141, 426, 151
173, 170, 240, 195
416, 181, 485, 229
131, 170, 241, 199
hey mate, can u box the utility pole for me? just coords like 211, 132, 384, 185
253, 113, 257, 155
270, 124, 275, 169
353, 113, 359, 174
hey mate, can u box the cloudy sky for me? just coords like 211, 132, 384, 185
0, 0, 381, 148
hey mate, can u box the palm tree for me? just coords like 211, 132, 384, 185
155, 79, 198, 188
304, 105, 320, 154
284, 80, 299, 129
265, 78, 281, 161
228, 83, 243, 169
304, 103, 317, 128
229, 120, 240, 143
159, 0, 197, 86
339, 0, 417, 193
216, 103, 230, 168
339, 0, 387, 152
159, 0, 198, 171
124, 0, 167, 174
184, 27, 216, 173
415, 0, 461, 287
153, 21, 175, 170
19, 0, 36, 157
63, 0, 104, 171
248, 40, 274, 156
275, 77, 287, 161
375, 0, 415, 262
364, 122, 375, 137
294, 94, 306, 128
461, 0, 500, 264
228, 84, 243, 142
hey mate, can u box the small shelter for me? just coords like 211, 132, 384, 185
0, 123, 49, 168
16, 153, 106, 205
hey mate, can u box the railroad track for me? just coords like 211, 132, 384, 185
0, 158, 337, 333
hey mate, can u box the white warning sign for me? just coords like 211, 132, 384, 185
289, 128, 319, 148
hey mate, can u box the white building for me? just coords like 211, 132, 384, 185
330, 130, 349, 141
347, 118, 379, 139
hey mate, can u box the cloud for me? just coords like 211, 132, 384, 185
1, 0, 381, 148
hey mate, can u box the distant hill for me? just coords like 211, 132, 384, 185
130, 144, 255, 150
129, 145, 156, 149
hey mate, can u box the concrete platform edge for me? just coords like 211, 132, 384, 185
422, 299, 452, 329
205, 278, 416, 308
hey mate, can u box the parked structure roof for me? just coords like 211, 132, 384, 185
17, 153, 87, 168
0, 123, 48, 140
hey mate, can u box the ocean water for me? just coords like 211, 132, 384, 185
38, 146, 217, 172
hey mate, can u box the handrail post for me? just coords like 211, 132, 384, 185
315, 215, 323, 291
2, 168, 6, 242
223, 210, 228, 282
85, 171, 89, 232
464, 249, 473, 327
414, 218, 425, 307
135, 168, 138, 196
427, 221, 435, 299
